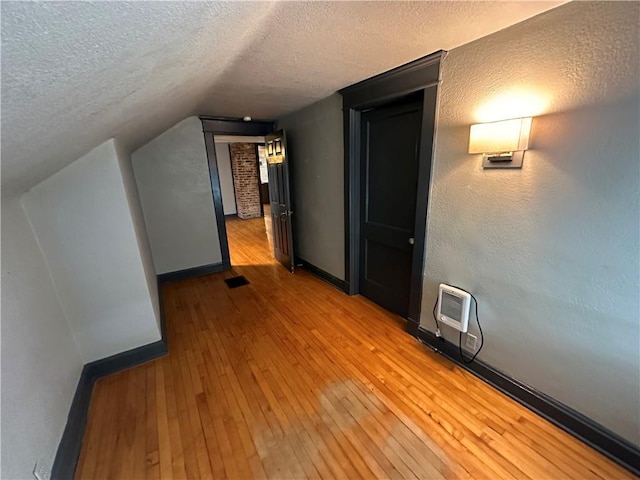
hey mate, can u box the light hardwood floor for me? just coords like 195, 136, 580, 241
75, 214, 633, 479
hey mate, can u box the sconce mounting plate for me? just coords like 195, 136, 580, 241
483, 150, 524, 169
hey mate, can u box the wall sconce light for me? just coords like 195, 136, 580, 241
468, 117, 532, 169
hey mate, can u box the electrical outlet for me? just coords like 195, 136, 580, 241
33, 460, 51, 480
464, 333, 477, 352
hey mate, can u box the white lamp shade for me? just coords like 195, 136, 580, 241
468, 117, 532, 154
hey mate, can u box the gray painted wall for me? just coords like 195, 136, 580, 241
1, 196, 83, 479
132, 117, 222, 274
23, 140, 161, 363
278, 94, 345, 280
419, 2, 640, 445
215, 142, 237, 215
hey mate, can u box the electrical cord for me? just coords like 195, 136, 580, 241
432, 294, 441, 334
432, 286, 484, 364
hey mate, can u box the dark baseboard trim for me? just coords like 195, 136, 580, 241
157, 261, 228, 284
51, 281, 169, 480
50, 367, 93, 480
296, 258, 349, 294
406, 318, 420, 337
415, 327, 640, 477
51, 340, 168, 480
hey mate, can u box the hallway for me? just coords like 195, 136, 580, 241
75, 215, 631, 479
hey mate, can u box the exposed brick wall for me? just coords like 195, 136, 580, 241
229, 143, 261, 219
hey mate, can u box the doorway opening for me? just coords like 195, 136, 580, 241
358, 90, 425, 318
212, 135, 272, 266
200, 118, 294, 273
339, 50, 443, 334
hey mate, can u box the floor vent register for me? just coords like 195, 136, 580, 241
224, 275, 250, 289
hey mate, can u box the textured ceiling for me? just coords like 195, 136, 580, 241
1, 1, 565, 195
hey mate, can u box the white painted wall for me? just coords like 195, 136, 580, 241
114, 141, 161, 328
132, 117, 222, 274
23, 140, 161, 363
215, 142, 237, 215
278, 94, 345, 280
1, 196, 83, 478
258, 145, 268, 184
420, 2, 639, 445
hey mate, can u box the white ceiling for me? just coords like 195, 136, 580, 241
1, 1, 565, 195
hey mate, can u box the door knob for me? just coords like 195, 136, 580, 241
408, 237, 415, 245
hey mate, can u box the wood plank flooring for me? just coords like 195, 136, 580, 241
76, 213, 634, 479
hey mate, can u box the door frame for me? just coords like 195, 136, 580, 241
200, 117, 275, 270
338, 50, 445, 334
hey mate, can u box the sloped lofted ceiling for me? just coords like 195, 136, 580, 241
1, 1, 565, 196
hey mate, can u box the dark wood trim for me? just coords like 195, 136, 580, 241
51, 281, 169, 480
201, 118, 278, 265
406, 85, 438, 325
157, 261, 227, 284
339, 51, 444, 109
226, 143, 240, 217
83, 338, 167, 379
200, 117, 274, 136
296, 257, 349, 293
340, 50, 444, 324
50, 367, 93, 480
406, 318, 420, 337
203, 132, 232, 269
415, 328, 640, 477
342, 107, 360, 295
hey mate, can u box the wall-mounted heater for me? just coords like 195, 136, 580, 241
437, 284, 471, 332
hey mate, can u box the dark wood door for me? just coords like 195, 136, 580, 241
265, 130, 295, 272
359, 95, 423, 317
